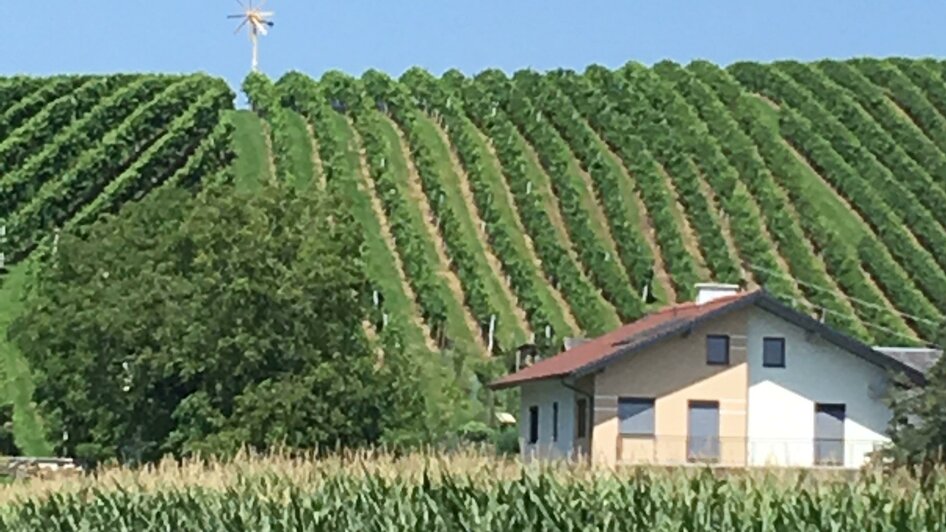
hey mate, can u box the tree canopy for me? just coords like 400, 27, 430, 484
10, 183, 425, 463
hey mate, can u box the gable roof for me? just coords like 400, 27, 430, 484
490, 289, 928, 389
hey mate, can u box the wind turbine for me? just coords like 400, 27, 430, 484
228, 1, 275, 72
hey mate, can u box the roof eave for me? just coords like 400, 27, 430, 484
489, 289, 928, 390
571, 291, 765, 380
487, 373, 565, 390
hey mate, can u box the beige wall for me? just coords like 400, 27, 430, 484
591, 308, 749, 466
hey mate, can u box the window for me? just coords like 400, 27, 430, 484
528, 406, 539, 444
763, 337, 786, 368
706, 335, 730, 365
618, 398, 655, 436
688, 401, 720, 462
815, 404, 845, 466
576, 399, 588, 439
552, 402, 559, 442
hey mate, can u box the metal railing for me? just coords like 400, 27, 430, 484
615, 435, 889, 469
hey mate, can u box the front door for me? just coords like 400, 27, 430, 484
814, 404, 845, 466
688, 401, 720, 462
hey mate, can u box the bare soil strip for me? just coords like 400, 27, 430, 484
348, 120, 438, 352
427, 118, 532, 337
593, 139, 677, 303
474, 128, 582, 333
656, 164, 711, 280
384, 115, 488, 353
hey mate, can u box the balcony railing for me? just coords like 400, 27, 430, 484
616, 435, 889, 469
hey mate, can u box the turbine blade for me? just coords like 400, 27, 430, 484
258, 11, 274, 17
258, 0, 269, 9
234, 18, 249, 34
227, 14, 245, 18
235, 0, 245, 7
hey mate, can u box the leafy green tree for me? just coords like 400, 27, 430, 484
885, 324, 946, 470
10, 182, 425, 463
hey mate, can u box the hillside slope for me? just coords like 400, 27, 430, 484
4, 59, 946, 447
251, 59, 946, 360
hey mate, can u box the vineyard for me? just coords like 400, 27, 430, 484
5, 59, 946, 449
254, 57, 946, 362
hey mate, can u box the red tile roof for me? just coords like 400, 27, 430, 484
490, 290, 761, 389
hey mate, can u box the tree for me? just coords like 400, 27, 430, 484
884, 324, 946, 471
10, 182, 425, 463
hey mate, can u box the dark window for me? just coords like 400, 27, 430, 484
763, 337, 786, 368
576, 399, 588, 438
552, 402, 559, 442
706, 335, 730, 365
618, 398, 655, 436
528, 406, 539, 444
814, 404, 845, 466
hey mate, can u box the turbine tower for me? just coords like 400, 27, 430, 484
229, 0, 275, 72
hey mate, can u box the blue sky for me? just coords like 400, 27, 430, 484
6, 1, 946, 98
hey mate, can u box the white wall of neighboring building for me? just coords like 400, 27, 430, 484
519, 380, 576, 461
747, 308, 891, 468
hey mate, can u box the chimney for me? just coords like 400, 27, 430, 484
695, 283, 741, 305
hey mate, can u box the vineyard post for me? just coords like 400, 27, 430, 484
0, 224, 6, 272
487, 314, 496, 353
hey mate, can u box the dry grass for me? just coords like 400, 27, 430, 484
0, 448, 924, 508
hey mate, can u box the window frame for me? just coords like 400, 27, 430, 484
762, 337, 786, 368
618, 397, 656, 437
706, 335, 731, 366
528, 406, 539, 444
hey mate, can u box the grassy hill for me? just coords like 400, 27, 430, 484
4, 58, 946, 449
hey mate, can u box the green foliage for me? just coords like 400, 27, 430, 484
732, 62, 946, 313
9, 58, 946, 461
9, 182, 425, 463
504, 70, 644, 322
519, 70, 657, 302
0, 76, 173, 218
401, 67, 571, 350
242, 72, 297, 184
0, 76, 89, 138
4, 74, 234, 262
556, 69, 700, 300
363, 70, 527, 352
278, 72, 490, 439
466, 70, 617, 335
887, 355, 946, 469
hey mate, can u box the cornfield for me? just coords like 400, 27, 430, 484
1, 451, 945, 530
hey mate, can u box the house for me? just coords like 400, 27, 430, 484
490, 284, 940, 468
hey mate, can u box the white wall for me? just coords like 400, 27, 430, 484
747, 308, 891, 468
519, 380, 576, 461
